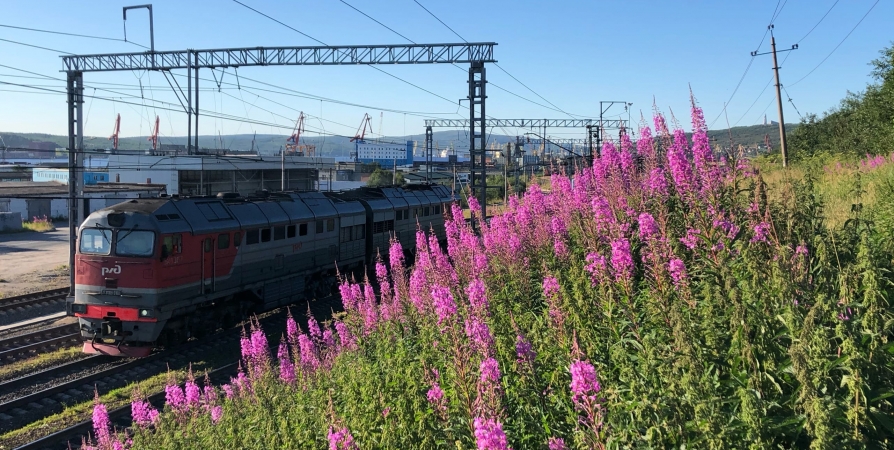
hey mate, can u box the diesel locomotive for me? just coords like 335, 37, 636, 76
66, 184, 456, 357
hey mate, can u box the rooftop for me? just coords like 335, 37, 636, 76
0, 181, 166, 197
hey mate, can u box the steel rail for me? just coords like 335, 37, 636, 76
0, 288, 68, 314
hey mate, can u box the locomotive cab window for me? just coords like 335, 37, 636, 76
327, 219, 335, 232
299, 223, 308, 236
218, 233, 230, 249
116, 230, 155, 257
274, 226, 286, 241
246, 229, 259, 245
162, 234, 182, 256
287, 225, 296, 238
316, 220, 324, 234
435, 205, 441, 215
204, 238, 212, 253
261, 228, 271, 243
424, 207, 430, 216
80, 229, 112, 255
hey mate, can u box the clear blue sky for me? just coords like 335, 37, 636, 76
0, 0, 891, 145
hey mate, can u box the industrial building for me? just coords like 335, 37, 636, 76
107, 153, 336, 196
32, 168, 109, 185
354, 141, 414, 166
0, 181, 166, 220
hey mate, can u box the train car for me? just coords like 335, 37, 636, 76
67, 185, 456, 357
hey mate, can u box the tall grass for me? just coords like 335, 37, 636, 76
21, 215, 56, 232
85, 97, 893, 450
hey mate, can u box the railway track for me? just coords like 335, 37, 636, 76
0, 289, 68, 315
0, 317, 258, 436
0, 324, 80, 362
13, 362, 239, 450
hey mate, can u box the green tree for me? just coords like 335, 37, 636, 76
367, 168, 405, 187
789, 42, 894, 160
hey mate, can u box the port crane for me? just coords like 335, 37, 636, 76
285, 112, 315, 156
147, 115, 159, 151
350, 113, 374, 143
109, 114, 121, 151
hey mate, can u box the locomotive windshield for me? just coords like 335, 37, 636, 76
79, 228, 112, 255
116, 230, 156, 257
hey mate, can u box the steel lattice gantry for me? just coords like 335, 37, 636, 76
60, 42, 497, 293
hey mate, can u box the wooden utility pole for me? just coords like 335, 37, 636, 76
752, 25, 797, 167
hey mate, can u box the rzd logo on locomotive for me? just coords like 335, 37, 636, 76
101, 265, 122, 276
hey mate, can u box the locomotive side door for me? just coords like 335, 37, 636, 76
202, 237, 214, 294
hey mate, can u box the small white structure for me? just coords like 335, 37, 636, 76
0, 182, 166, 221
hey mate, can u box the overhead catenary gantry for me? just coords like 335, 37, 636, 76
60, 41, 497, 294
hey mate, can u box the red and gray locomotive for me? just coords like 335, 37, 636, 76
67, 185, 455, 357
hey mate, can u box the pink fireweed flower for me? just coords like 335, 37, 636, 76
203, 384, 217, 406
591, 197, 615, 234
644, 167, 669, 199
307, 314, 323, 343
165, 383, 186, 411
751, 222, 771, 243
668, 258, 688, 287
619, 132, 636, 180
298, 333, 320, 372
361, 284, 379, 333
92, 396, 112, 446
250, 327, 270, 364
610, 238, 634, 282
553, 238, 569, 259
550, 216, 567, 237
547, 437, 567, 450
795, 244, 808, 257
473, 417, 511, 450
431, 285, 457, 327
335, 321, 356, 350
286, 312, 300, 347
278, 340, 296, 384
322, 329, 336, 349
184, 378, 201, 408
569, 360, 601, 405
584, 253, 607, 286
637, 212, 658, 240
240, 331, 252, 362
713, 218, 740, 240
479, 357, 501, 385
327, 426, 357, 450
427, 381, 445, 407
409, 266, 429, 312
515, 334, 536, 365
389, 240, 405, 274
375, 261, 388, 281
210, 405, 223, 424
221, 384, 235, 399
680, 228, 701, 250
339, 281, 359, 311
467, 278, 489, 313
637, 125, 655, 162
542, 276, 561, 300
667, 128, 694, 195
464, 317, 495, 356
131, 399, 158, 428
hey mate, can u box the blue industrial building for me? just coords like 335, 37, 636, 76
32, 168, 109, 185
354, 141, 414, 166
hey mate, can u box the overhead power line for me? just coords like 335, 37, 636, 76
0, 23, 148, 49
796, 0, 840, 43
789, 0, 880, 87
411, 0, 577, 118
0, 37, 73, 54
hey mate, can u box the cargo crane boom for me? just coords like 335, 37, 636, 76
350, 113, 374, 143
147, 115, 159, 151
285, 112, 315, 156
109, 114, 121, 150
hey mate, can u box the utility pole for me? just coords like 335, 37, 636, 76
752, 25, 797, 167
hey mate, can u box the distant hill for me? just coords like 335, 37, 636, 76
1, 123, 794, 157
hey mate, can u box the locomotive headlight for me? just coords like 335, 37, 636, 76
139, 309, 152, 317
69, 303, 87, 314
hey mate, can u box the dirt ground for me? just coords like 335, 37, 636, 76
0, 227, 71, 297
